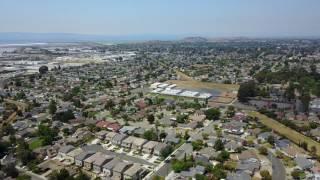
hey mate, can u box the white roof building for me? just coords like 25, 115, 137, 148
180, 90, 199, 97
150, 82, 162, 89
161, 89, 182, 95
158, 83, 169, 88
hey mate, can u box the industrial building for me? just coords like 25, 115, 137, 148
150, 82, 212, 100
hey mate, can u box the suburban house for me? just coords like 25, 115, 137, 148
164, 134, 180, 144
105, 132, 118, 143
93, 155, 114, 174
142, 141, 159, 155
225, 141, 241, 152
83, 152, 104, 170
95, 130, 109, 140
102, 158, 121, 177
233, 112, 246, 121
119, 126, 138, 135
96, 120, 122, 132
153, 143, 169, 156
132, 137, 148, 152
75, 151, 95, 167
275, 139, 291, 150
112, 161, 133, 180
175, 165, 206, 179
236, 158, 260, 176
111, 134, 128, 146
57, 145, 74, 159
295, 156, 314, 170
121, 136, 136, 150
223, 121, 246, 135
123, 163, 144, 180
257, 132, 272, 142
65, 148, 83, 164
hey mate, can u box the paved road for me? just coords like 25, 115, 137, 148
268, 152, 286, 180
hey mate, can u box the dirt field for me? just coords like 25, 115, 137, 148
248, 111, 320, 156
167, 79, 239, 92
175, 70, 194, 81
191, 64, 213, 68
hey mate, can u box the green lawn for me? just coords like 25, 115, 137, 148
29, 138, 43, 150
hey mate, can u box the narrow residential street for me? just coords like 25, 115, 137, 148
268, 152, 286, 180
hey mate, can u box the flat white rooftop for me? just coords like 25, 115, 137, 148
198, 93, 212, 99
166, 84, 177, 89
161, 89, 182, 95
158, 83, 169, 88
152, 88, 164, 93
180, 90, 199, 97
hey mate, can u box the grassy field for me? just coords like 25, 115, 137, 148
167, 79, 239, 92
29, 138, 43, 150
248, 111, 320, 156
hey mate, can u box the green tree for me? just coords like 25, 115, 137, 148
226, 106, 235, 118
214, 139, 224, 151
17, 174, 32, 180
260, 170, 272, 180
311, 146, 317, 156
176, 114, 188, 123
300, 141, 308, 151
192, 140, 204, 151
195, 174, 208, 180
39, 66, 49, 74
300, 92, 311, 112
258, 146, 268, 155
143, 129, 158, 141
38, 124, 58, 145
147, 114, 155, 124
184, 131, 190, 140
309, 122, 318, 129
53, 110, 75, 122
49, 100, 57, 115
291, 169, 304, 180
237, 81, 257, 102
267, 135, 275, 145
105, 99, 115, 110
160, 145, 174, 159
211, 164, 226, 179
172, 158, 193, 173
74, 171, 90, 180
215, 150, 230, 163
205, 108, 221, 120
16, 139, 35, 165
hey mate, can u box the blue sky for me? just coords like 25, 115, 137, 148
1, 0, 320, 37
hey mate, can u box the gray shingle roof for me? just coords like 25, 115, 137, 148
59, 145, 75, 154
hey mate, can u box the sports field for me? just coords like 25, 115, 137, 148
249, 111, 320, 156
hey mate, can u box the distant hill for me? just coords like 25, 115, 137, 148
181, 36, 208, 43
0, 32, 181, 44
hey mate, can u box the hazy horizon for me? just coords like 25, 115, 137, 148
1, 0, 320, 39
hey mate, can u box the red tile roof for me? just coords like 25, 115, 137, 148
96, 120, 121, 132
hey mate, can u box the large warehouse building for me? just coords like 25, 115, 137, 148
150, 82, 212, 100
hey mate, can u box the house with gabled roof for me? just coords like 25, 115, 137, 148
112, 161, 133, 180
